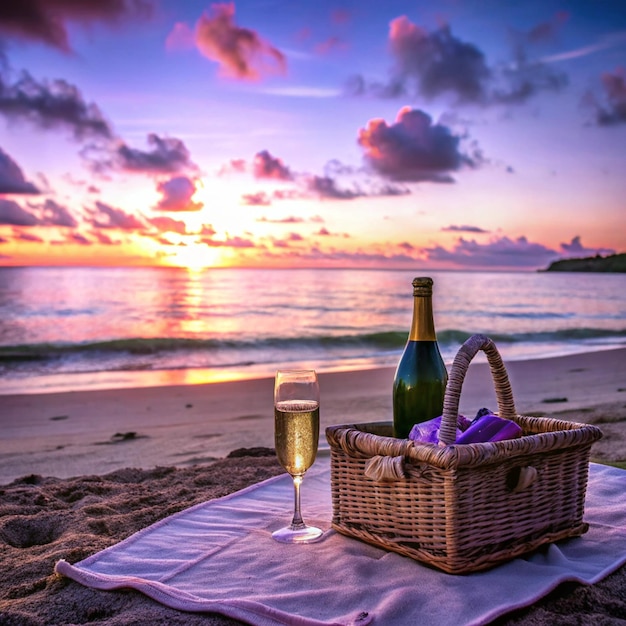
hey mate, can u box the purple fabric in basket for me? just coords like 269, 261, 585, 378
56, 459, 626, 626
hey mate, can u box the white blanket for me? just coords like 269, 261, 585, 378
56, 459, 626, 626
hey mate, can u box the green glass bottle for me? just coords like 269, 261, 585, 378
392, 277, 448, 439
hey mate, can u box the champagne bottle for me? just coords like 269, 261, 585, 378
392, 277, 448, 439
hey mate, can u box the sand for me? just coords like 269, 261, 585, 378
1, 347, 625, 625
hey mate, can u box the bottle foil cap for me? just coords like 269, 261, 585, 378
412, 277, 433, 297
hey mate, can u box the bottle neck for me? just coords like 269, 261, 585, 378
409, 296, 436, 341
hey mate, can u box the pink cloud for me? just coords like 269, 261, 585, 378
314, 36, 348, 55
201, 235, 256, 248
242, 191, 271, 206
253, 150, 292, 180
149, 216, 188, 234
194, 3, 286, 80
165, 22, 195, 51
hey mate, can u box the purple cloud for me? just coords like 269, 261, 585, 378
423, 235, 559, 268
92, 230, 118, 245
389, 18, 490, 104
442, 224, 489, 233
155, 176, 203, 211
358, 106, 481, 182
39, 199, 78, 227
593, 68, 626, 126
559, 236, 615, 257
0, 198, 38, 225
0, 147, 39, 194
115, 134, 197, 174
306, 175, 362, 199
87, 200, 145, 230
67, 232, 91, 246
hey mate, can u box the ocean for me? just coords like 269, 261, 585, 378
0, 266, 624, 395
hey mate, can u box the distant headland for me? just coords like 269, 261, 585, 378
542, 253, 626, 273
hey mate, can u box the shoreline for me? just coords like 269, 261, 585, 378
1, 343, 624, 397
1, 347, 625, 485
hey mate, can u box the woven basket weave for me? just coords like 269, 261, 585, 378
325, 334, 603, 574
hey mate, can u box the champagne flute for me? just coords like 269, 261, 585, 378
272, 369, 323, 543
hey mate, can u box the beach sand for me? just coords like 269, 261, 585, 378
1, 348, 625, 625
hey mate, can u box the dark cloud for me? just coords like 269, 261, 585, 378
358, 106, 481, 182
389, 18, 490, 104
559, 235, 615, 257
253, 150, 292, 180
148, 216, 187, 234
0, 0, 153, 51
155, 176, 202, 211
86, 134, 197, 175
87, 200, 144, 230
0, 198, 38, 225
593, 68, 626, 126
0, 71, 113, 140
491, 61, 567, 105
442, 224, 489, 233
0, 146, 39, 194
116, 134, 197, 174
306, 175, 362, 199
194, 4, 286, 80
348, 17, 567, 106
423, 235, 558, 268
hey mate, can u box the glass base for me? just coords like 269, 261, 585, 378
272, 523, 324, 544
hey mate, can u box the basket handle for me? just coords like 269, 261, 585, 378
438, 334, 517, 446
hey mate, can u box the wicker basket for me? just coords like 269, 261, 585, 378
325, 334, 603, 574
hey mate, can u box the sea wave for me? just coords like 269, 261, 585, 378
1, 327, 625, 366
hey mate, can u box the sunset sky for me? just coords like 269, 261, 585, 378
0, 0, 624, 270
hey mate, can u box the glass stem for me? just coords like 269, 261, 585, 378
290, 475, 305, 529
